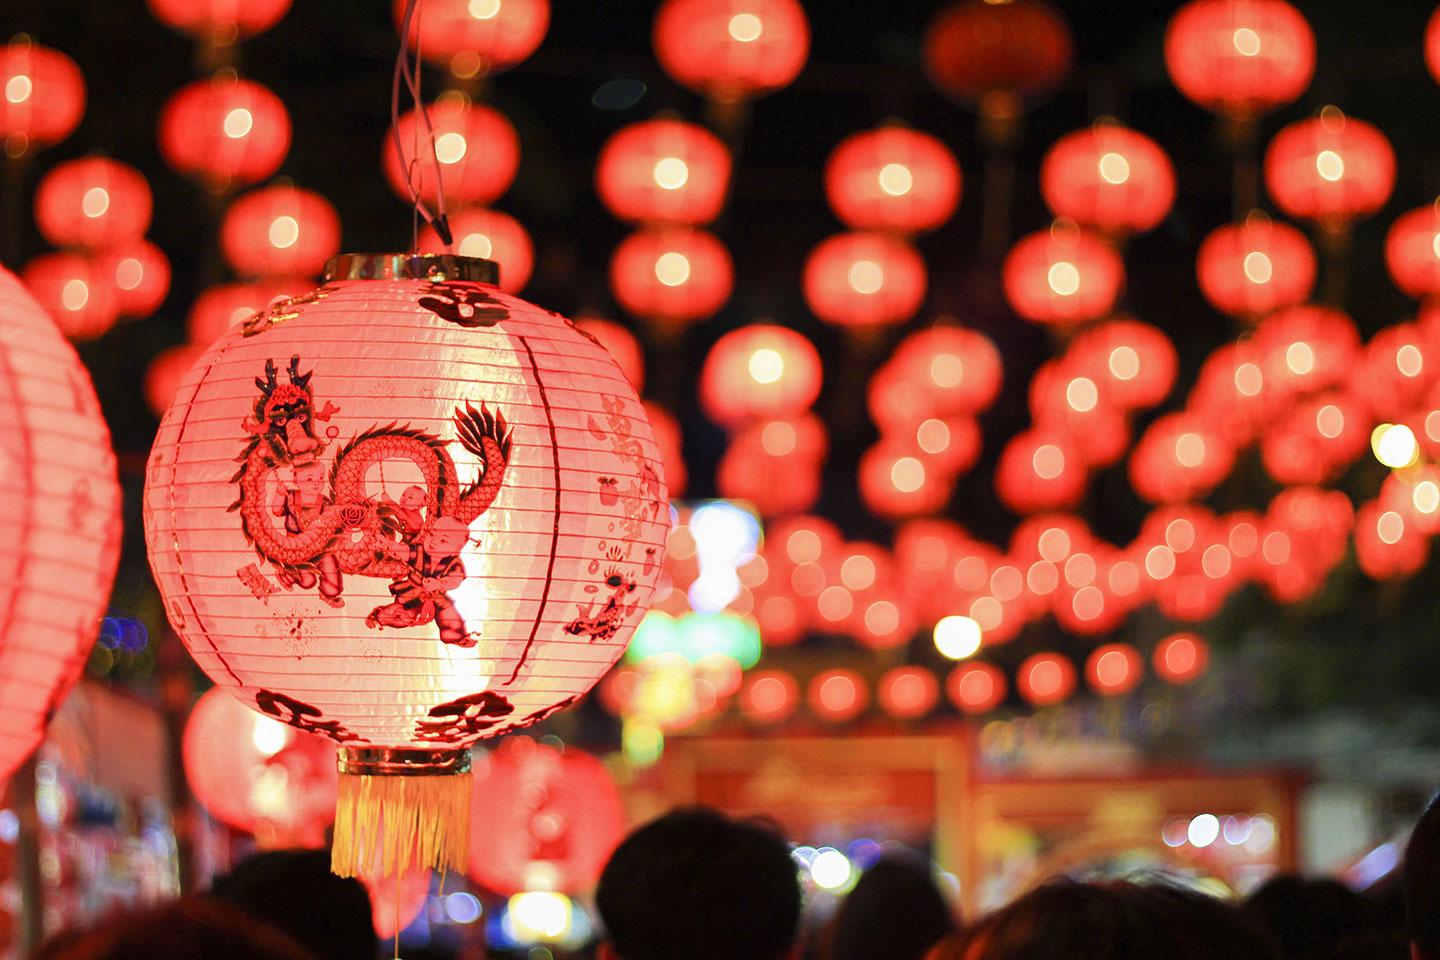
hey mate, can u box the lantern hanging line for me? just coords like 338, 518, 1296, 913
392, 0, 453, 251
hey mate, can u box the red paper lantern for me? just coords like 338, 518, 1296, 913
699, 324, 821, 427
183, 686, 338, 846
188, 279, 308, 345
717, 422, 824, 518
1355, 498, 1430, 581
644, 401, 686, 497
1196, 216, 1316, 319
221, 185, 341, 280
923, 1, 1073, 107
148, 0, 293, 40
995, 429, 1086, 514
596, 119, 731, 226
1260, 391, 1368, 486
1164, 0, 1314, 119
1254, 304, 1360, 399
573, 317, 644, 392
807, 668, 867, 722
34, 156, 151, 252
1040, 125, 1176, 235
824, 127, 961, 234
653, 0, 810, 102
1264, 110, 1396, 228
145, 343, 209, 418
1130, 411, 1234, 504
420, 208, 534, 293
143, 254, 669, 879
0, 41, 84, 153
1254, 486, 1353, 603
885, 325, 1003, 420
610, 227, 733, 327
1028, 359, 1130, 468
94, 240, 171, 318
740, 669, 799, 724
468, 738, 623, 895
946, 661, 1006, 714
1354, 322, 1435, 421
1380, 466, 1440, 537
21, 252, 120, 341
1188, 339, 1279, 446
803, 231, 926, 330
159, 74, 290, 189
1017, 652, 1076, 707
877, 666, 939, 720
1385, 203, 1440, 300
859, 440, 954, 520
1086, 643, 1143, 696
394, 0, 549, 76
1429, 6, 1440, 87
382, 97, 519, 209
1153, 632, 1209, 684
1003, 225, 1124, 329
1069, 318, 1177, 411
0, 268, 121, 782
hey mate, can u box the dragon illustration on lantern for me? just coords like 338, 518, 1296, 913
230, 354, 512, 647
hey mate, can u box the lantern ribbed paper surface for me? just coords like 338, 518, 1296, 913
0, 268, 121, 782
144, 255, 668, 877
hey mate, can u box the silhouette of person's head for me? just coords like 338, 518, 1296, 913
32, 897, 319, 960
1406, 793, 1440, 959
596, 806, 801, 960
1245, 875, 1381, 960
832, 853, 957, 960
209, 848, 377, 960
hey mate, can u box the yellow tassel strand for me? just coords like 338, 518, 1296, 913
331, 770, 472, 879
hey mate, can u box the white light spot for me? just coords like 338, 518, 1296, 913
748, 347, 784, 384
61, 279, 89, 312
1066, 376, 1098, 413
653, 156, 689, 190
878, 162, 913, 196
1316, 149, 1344, 182
1286, 341, 1315, 375
1098, 151, 1130, 184
435, 131, 468, 164
1047, 261, 1080, 296
81, 187, 110, 219
933, 615, 982, 660
654, 251, 691, 286
268, 215, 299, 249
848, 259, 884, 294
728, 12, 763, 42
1243, 251, 1272, 284
223, 107, 254, 139
1232, 27, 1261, 56
890, 456, 925, 493
1109, 345, 1140, 381
1188, 813, 1221, 848
810, 849, 852, 890
468, 0, 501, 19
5, 74, 32, 104
1032, 443, 1064, 480
458, 231, 494, 259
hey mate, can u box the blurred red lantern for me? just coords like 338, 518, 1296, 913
574, 316, 644, 392
1354, 322, 1435, 421
1260, 391, 1368, 486
0, 268, 121, 782
144, 343, 208, 418
1085, 643, 1143, 696
94, 240, 170, 318
717, 419, 825, 517
1130, 411, 1234, 504
643, 401, 686, 497
596, 119, 731, 226
1028, 359, 1130, 468
803, 232, 927, 330
0, 41, 84, 153
469, 738, 624, 895
221, 185, 341, 279
187, 279, 306, 345
1354, 498, 1429, 581
34, 156, 151, 252
824, 127, 961, 234
877, 666, 939, 720
1385, 203, 1440, 300
923, 1, 1073, 109
1153, 632, 1209, 684
946, 661, 1007, 714
382, 97, 519, 208
1254, 486, 1353, 602
807, 668, 868, 722
1069, 318, 1178, 411
1264, 110, 1396, 229
1017, 652, 1076, 707
1187, 339, 1279, 446
183, 686, 338, 847
1380, 466, 1440, 537
886, 325, 1004, 419
148, 0, 293, 40
653, 0, 810, 102
1003, 225, 1124, 329
1254, 304, 1360, 399
394, 0, 549, 76
699, 324, 822, 427
907, 415, 982, 477
1040, 125, 1176, 235
1053, 555, 1132, 636
1196, 216, 1316, 319
1010, 513, 1092, 565
159, 74, 290, 189
859, 440, 954, 520
420, 207, 533, 293
1429, 6, 1440, 87
995, 429, 1086, 514
21, 252, 119, 341
1164, 0, 1314, 120
740, 669, 799, 724
610, 227, 733, 328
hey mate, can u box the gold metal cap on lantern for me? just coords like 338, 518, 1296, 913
332, 745, 473, 880
323, 252, 500, 285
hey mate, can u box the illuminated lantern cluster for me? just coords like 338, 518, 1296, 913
1154, 632, 1210, 684
803, 231, 926, 331
148, 0, 293, 42
1164, 0, 1314, 121
610, 227, 734, 329
597, 119, 731, 226
1252, 486, 1353, 603
159, 72, 291, 190
395, 0, 550, 79
1040, 124, 1176, 235
653, 0, 811, 103
221, 184, 342, 279
0, 267, 122, 783
824, 127, 961, 234
1264, 108, 1396, 231
0, 40, 85, 156
1003, 223, 1124, 329
1196, 215, 1315, 320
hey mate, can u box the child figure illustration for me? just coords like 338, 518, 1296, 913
381, 484, 428, 539
270, 459, 344, 607
366, 516, 474, 646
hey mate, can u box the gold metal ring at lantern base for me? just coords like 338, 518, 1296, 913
323, 253, 500, 286
337, 745, 473, 777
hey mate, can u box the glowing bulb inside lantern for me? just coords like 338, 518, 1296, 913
761, 420, 796, 456
458, 232, 494, 259
1315, 150, 1345, 182
848, 260, 884, 294
1377, 510, 1405, 545
654, 251, 691, 286
748, 347, 784, 384
223, 107, 254, 139
435, 132, 468, 164
1315, 404, 1344, 439
1174, 432, 1206, 468
810, 849, 853, 890
890, 456, 925, 493
1235, 362, 1263, 397
5, 74, 32, 104
1047, 261, 1080, 296
930, 353, 963, 388
508, 892, 572, 941
1033, 443, 1065, 480
1243, 251, 1272, 284
1285, 341, 1315, 375
80, 187, 110, 219
652, 156, 689, 190
1109, 346, 1140, 381
878, 163, 913, 196
934, 615, 982, 660
840, 554, 876, 590
115, 258, 143, 291
1232, 27, 1261, 56
916, 418, 950, 455
1397, 344, 1424, 378
251, 716, 289, 757
468, 0, 500, 19
1097, 152, 1130, 185
61, 279, 89, 312
268, 215, 300, 249
1066, 377, 1098, 413
728, 12, 763, 42
1413, 480, 1440, 515
1372, 423, 1420, 468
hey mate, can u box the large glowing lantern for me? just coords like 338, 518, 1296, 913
698, 324, 821, 427
221, 185, 341, 280
1385, 203, 1440, 300
596, 119, 731, 226
183, 686, 338, 847
996, 429, 1086, 514
1164, 0, 1314, 120
824, 127, 961, 234
0, 41, 84, 153
653, 0, 810, 102
420, 208, 534, 293
468, 738, 623, 895
143, 254, 668, 879
395, 0, 549, 76
1264, 110, 1396, 229
610, 227, 733, 329
923, 1, 1073, 108
148, 0, 293, 40
382, 97, 519, 209
1003, 226, 1124, 329
0, 268, 121, 782
95, 241, 171, 319
1040, 125, 1176, 235
34, 157, 152, 252
159, 74, 291, 189
1069, 318, 1177, 411
803, 232, 926, 330
1129, 412, 1234, 504
1196, 216, 1315, 319
21, 252, 120, 341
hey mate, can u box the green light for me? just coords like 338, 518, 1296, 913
626, 611, 679, 664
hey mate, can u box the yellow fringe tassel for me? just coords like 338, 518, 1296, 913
331, 770, 472, 879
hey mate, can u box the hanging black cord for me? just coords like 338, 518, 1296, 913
391, 0, 453, 251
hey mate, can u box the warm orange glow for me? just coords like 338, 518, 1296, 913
1264, 112, 1395, 226
699, 324, 821, 426
34, 156, 151, 252
610, 227, 733, 327
159, 75, 291, 188
382, 97, 518, 207
1003, 226, 1124, 328
825, 126, 961, 233
654, 0, 810, 101
1196, 217, 1315, 318
1041, 125, 1176, 234
221, 185, 342, 281
597, 119, 731, 225
1164, 0, 1314, 119
804, 231, 926, 329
